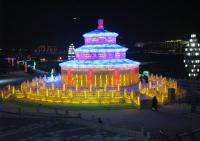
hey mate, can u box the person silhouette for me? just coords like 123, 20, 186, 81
98, 117, 102, 123
152, 96, 158, 111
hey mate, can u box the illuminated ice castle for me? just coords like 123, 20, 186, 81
59, 19, 140, 90
2, 19, 181, 105
10, 19, 141, 105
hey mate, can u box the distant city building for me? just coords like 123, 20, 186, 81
34, 44, 57, 55
135, 40, 187, 53
184, 34, 200, 78
164, 40, 187, 53
134, 42, 145, 48
142, 42, 165, 52
68, 43, 75, 60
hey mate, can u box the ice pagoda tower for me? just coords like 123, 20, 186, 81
68, 43, 75, 60
60, 19, 140, 91
184, 34, 200, 79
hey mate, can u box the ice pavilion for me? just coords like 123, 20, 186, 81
59, 19, 140, 91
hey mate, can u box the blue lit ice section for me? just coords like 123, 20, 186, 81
75, 44, 128, 52
59, 59, 140, 69
83, 29, 118, 37
43, 74, 61, 83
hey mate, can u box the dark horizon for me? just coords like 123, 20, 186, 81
2, 0, 200, 49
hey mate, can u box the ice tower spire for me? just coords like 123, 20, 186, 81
97, 19, 104, 29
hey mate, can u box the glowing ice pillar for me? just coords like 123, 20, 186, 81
51, 83, 55, 90
94, 75, 97, 87
131, 90, 134, 99
70, 90, 73, 98
8, 84, 11, 92
57, 90, 60, 97
11, 58, 14, 67
36, 89, 39, 96
62, 84, 66, 91
1, 91, 4, 99
114, 69, 119, 86
111, 91, 114, 98
124, 89, 127, 98
29, 88, 32, 94
46, 89, 49, 97
84, 90, 87, 98
149, 81, 152, 89
33, 61, 36, 70
137, 96, 140, 105
104, 84, 107, 92
12, 86, 15, 94
50, 68, 54, 81
97, 91, 100, 98
24, 62, 28, 72
118, 84, 120, 91
87, 69, 93, 91
67, 69, 73, 86
100, 75, 102, 87
139, 81, 142, 90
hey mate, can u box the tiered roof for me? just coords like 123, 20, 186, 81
59, 19, 140, 69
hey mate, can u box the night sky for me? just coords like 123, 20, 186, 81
2, 0, 200, 49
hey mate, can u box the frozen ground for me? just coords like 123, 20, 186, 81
0, 118, 134, 141
1, 102, 200, 140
